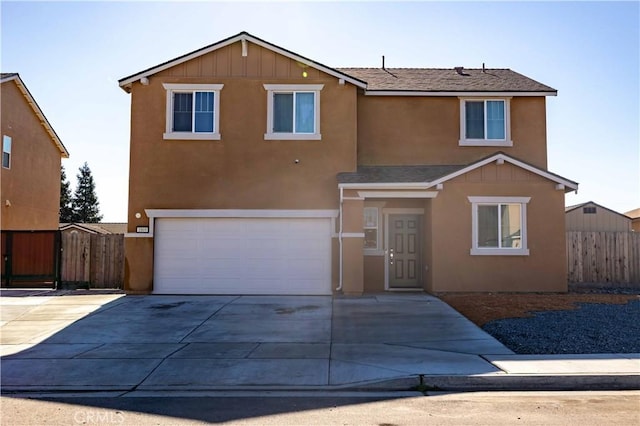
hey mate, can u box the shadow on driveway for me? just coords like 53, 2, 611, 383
1, 291, 511, 422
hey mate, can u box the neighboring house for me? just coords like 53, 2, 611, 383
118, 32, 578, 295
60, 223, 127, 236
623, 208, 640, 232
1, 73, 69, 230
565, 202, 632, 232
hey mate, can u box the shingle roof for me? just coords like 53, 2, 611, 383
624, 208, 640, 219
337, 68, 556, 93
337, 152, 578, 191
119, 31, 367, 90
60, 223, 127, 234
337, 164, 465, 184
119, 32, 555, 94
565, 202, 630, 219
1, 73, 18, 80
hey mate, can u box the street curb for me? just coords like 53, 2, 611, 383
345, 374, 640, 392
2, 374, 638, 395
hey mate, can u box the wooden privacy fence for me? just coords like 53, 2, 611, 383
61, 233, 124, 288
567, 231, 640, 285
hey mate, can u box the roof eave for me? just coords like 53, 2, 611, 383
118, 31, 368, 92
364, 90, 557, 97
566, 201, 631, 219
423, 152, 578, 192
339, 153, 578, 192
338, 182, 432, 189
2, 74, 69, 158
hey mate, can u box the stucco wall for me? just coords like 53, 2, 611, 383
356, 95, 548, 169
124, 237, 154, 294
1, 81, 61, 230
124, 41, 358, 292
428, 163, 567, 292
126, 42, 358, 232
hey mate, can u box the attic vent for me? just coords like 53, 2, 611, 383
583, 207, 597, 214
455, 66, 464, 75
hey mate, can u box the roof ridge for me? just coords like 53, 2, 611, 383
337, 67, 512, 70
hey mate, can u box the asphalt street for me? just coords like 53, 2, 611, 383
1, 391, 639, 425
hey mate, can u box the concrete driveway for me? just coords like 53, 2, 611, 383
0, 292, 513, 391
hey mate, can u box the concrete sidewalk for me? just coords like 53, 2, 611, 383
0, 291, 638, 393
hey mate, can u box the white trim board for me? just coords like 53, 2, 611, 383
339, 154, 577, 194
364, 91, 557, 97
339, 183, 432, 190
145, 209, 340, 219
426, 153, 578, 192
1, 74, 69, 157
119, 32, 367, 90
357, 191, 439, 199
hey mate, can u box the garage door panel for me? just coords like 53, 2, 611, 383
154, 217, 331, 295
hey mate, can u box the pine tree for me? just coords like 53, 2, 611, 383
59, 165, 74, 222
71, 162, 103, 223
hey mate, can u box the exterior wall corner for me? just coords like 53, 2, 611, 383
124, 237, 154, 293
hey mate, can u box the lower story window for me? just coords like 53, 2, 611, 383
363, 207, 379, 249
468, 196, 530, 255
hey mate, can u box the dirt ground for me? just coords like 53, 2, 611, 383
437, 292, 639, 327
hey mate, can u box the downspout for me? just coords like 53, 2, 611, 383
336, 186, 344, 292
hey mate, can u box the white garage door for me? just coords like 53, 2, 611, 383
153, 217, 332, 295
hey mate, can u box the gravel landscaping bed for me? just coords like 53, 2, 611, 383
439, 286, 639, 354
483, 299, 640, 354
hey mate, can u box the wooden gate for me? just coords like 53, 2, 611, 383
60, 233, 124, 288
1, 230, 61, 288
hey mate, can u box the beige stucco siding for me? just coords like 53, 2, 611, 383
125, 42, 358, 292
127, 43, 357, 232
356, 95, 548, 169
428, 163, 567, 292
1, 81, 61, 230
358, 164, 568, 293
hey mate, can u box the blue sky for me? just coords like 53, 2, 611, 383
2, 1, 638, 221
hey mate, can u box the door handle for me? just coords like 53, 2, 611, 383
389, 248, 394, 265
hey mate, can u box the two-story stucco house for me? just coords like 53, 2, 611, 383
118, 32, 578, 295
1, 73, 69, 230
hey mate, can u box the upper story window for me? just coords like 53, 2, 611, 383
468, 196, 530, 256
263, 84, 323, 140
163, 84, 223, 140
459, 98, 512, 147
2, 135, 11, 169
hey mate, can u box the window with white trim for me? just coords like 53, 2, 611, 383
363, 207, 380, 250
468, 196, 530, 255
459, 98, 512, 147
2, 135, 11, 169
264, 84, 323, 140
163, 83, 223, 140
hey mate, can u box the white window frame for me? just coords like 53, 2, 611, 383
363, 206, 381, 254
468, 196, 530, 256
263, 84, 323, 140
2, 135, 11, 169
163, 83, 223, 140
459, 97, 512, 147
